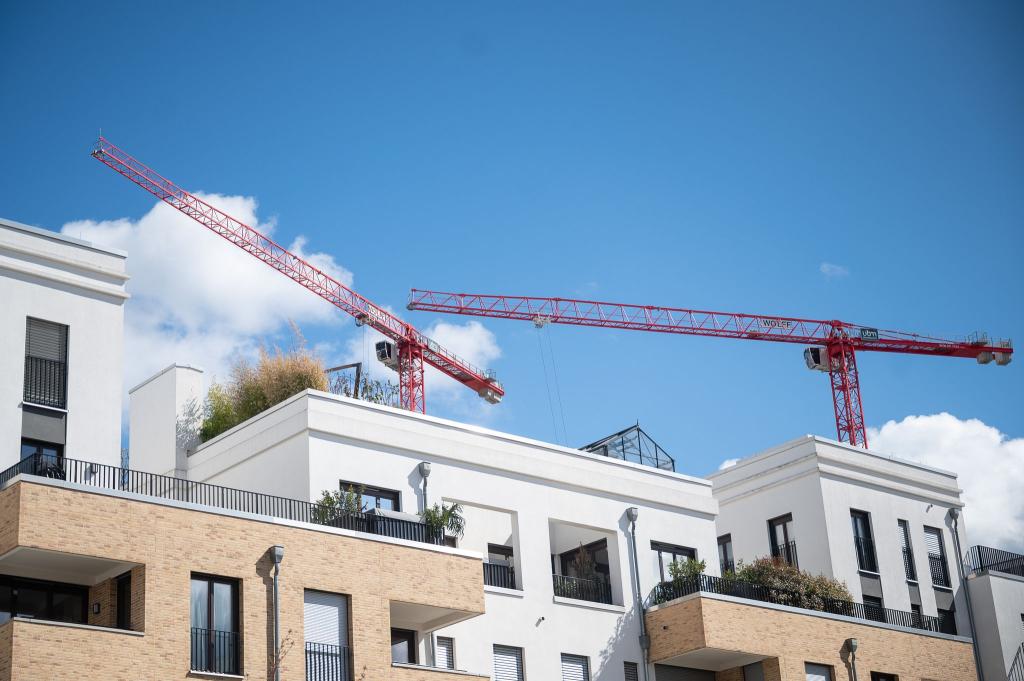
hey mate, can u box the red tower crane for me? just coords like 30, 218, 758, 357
90, 137, 504, 412
408, 290, 1012, 447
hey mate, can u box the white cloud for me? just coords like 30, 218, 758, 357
62, 195, 350, 389
717, 458, 739, 470
868, 413, 1024, 552
819, 262, 850, 279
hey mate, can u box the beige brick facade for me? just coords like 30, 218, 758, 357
0, 480, 486, 681
647, 594, 977, 681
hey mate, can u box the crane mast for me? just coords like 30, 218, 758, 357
91, 138, 504, 413
407, 290, 1013, 447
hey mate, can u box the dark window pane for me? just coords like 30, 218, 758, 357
16, 586, 47, 619
391, 629, 416, 664
51, 590, 84, 623
190, 579, 209, 628
0, 585, 10, 624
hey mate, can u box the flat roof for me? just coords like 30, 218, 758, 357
0, 216, 128, 259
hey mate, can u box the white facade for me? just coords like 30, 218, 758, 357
0, 217, 127, 469
131, 369, 720, 680
710, 435, 972, 636
968, 567, 1024, 681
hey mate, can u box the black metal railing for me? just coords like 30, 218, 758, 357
483, 562, 517, 590
854, 536, 878, 573
2, 454, 443, 546
902, 547, 917, 581
552, 574, 613, 605
645, 574, 947, 634
23, 356, 67, 409
191, 627, 240, 675
1009, 642, 1024, 681
967, 545, 1024, 579
306, 641, 352, 681
771, 540, 799, 568
928, 554, 951, 588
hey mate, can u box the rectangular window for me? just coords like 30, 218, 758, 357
624, 661, 639, 681
870, 673, 898, 681
851, 510, 878, 572
924, 527, 951, 588
339, 480, 401, 512
190, 574, 240, 675
651, 541, 697, 583
805, 662, 834, 681
768, 514, 797, 567
938, 607, 957, 635
24, 317, 69, 409
561, 653, 591, 681
390, 628, 417, 665
0, 576, 85, 624
304, 590, 350, 679
493, 645, 524, 681
116, 572, 132, 630
19, 439, 64, 476
718, 534, 734, 573
436, 636, 455, 670
898, 520, 917, 581
485, 544, 517, 590
863, 595, 886, 623
910, 603, 922, 627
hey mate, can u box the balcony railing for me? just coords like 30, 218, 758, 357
306, 641, 352, 681
483, 561, 517, 590
854, 536, 878, 573
1009, 642, 1024, 681
191, 627, 240, 675
928, 554, 951, 588
2, 454, 443, 546
967, 545, 1024, 579
552, 574, 612, 605
23, 356, 67, 409
771, 540, 799, 569
645, 574, 948, 634
720, 559, 735, 574
902, 547, 917, 581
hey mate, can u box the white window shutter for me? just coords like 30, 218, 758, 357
561, 653, 590, 681
435, 637, 454, 670
303, 590, 349, 646
493, 645, 524, 681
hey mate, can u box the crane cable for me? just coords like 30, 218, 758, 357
544, 326, 570, 445
536, 328, 562, 445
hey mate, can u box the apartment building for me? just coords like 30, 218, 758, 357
0, 217, 127, 470
966, 545, 1024, 681
710, 435, 972, 638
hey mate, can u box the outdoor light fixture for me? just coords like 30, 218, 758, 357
92, 602, 101, 615
627, 507, 639, 523
845, 638, 859, 681
271, 545, 284, 681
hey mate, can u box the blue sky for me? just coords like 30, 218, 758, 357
1, 1, 1021, 503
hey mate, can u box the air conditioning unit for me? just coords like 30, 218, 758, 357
375, 341, 400, 371
804, 347, 830, 372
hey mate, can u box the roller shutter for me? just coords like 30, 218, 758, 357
303, 590, 348, 646
561, 653, 590, 681
493, 645, 524, 681
436, 637, 454, 670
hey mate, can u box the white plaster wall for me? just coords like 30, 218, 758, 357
128, 364, 203, 476
0, 219, 127, 469
969, 572, 1024, 681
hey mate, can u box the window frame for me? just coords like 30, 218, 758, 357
0, 574, 87, 625
897, 519, 917, 582
116, 571, 132, 630
390, 627, 418, 665
560, 652, 591, 681
559, 538, 611, 580
850, 509, 878, 573
804, 662, 834, 681
768, 513, 794, 551
23, 316, 70, 410
651, 541, 698, 583
923, 526, 951, 588
717, 534, 734, 572
492, 644, 525, 681
338, 479, 402, 512
435, 635, 455, 670
190, 573, 241, 674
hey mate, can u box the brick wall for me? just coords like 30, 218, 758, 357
2, 481, 485, 680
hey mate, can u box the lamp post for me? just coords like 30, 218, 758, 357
271, 545, 285, 681
626, 507, 651, 681
948, 507, 984, 681
845, 638, 858, 681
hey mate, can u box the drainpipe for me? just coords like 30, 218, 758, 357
948, 508, 984, 681
419, 462, 436, 667
845, 638, 858, 681
627, 507, 651, 681
271, 545, 285, 681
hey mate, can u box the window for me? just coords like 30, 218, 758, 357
651, 541, 697, 583
898, 520, 917, 581
561, 653, 591, 681
339, 480, 401, 512
190, 574, 240, 675
304, 590, 350, 678
924, 527, 951, 588
493, 645, 524, 681
24, 317, 69, 409
436, 636, 455, 670
485, 544, 517, 589
910, 603, 922, 627
0, 576, 85, 625
19, 439, 64, 476
390, 628, 417, 665
870, 673, 898, 681
938, 607, 957, 635
768, 514, 797, 567
718, 534, 734, 573
851, 510, 878, 572
805, 662, 833, 681
116, 572, 132, 630
560, 539, 611, 580
624, 661, 639, 681
863, 595, 886, 623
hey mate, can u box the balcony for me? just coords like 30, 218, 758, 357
967, 545, 1024, 578
2, 454, 442, 547
191, 627, 240, 675
306, 641, 352, 681
928, 554, 951, 588
483, 561, 517, 590
902, 547, 917, 581
552, 574, 612, 605
854, 535, 878, 573
770, 540, 798, 569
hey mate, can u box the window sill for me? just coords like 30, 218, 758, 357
392, 662, 489, 678
21, 401, 68, 414
933, 584, 953, 592
484, 585, 524, 598
188, 672, 245, 680
857, 569, 881, 577
906, 579, 919, 585
552, 595, 626, 613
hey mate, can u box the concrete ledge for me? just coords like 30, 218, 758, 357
11, 616, 144, 636
484, 585, 525, 598
552, 595, 627, 613
392, 663, 489, 678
